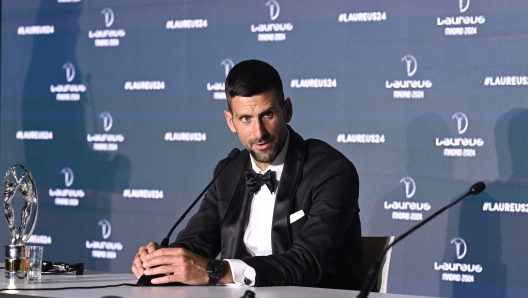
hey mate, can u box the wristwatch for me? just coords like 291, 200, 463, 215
206, 259, 224, 286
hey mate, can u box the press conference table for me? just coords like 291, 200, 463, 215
0, 271, 438, 298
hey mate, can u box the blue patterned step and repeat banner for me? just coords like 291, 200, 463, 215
1, 0, 528, 297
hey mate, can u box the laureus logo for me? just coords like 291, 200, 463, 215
385, 176, 430, 220
250, 0, 290, 42
101, 8, 114, 27
436, 112, 483, 156
434, 237, 481, 281
98, 220, 111, 239
88, 111, 123, 151
88, 7, 124, 47
61, 168, 74, 187
50, 167, 84, 206
221, 59, 234, 78
207, 59, 235, 99
459, 0, 470, 13
265, 0, 280, 21
386, 55, 431, 99
451, 237, 467, 259
87, 219, 122, 258
62, 63, 75, 82
99, 112, 113, 132
437, 0, 483, 37
452, 112, 468, 134
51, 62, 85, 101
400, 177, 416, 199
401, 55, 418, 77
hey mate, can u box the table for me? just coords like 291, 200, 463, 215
0, 272, 437, 298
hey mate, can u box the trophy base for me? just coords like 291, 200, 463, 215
4, 271, 28, 286
4, 245, 29, 286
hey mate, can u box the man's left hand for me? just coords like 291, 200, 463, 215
142, 247, 210, 285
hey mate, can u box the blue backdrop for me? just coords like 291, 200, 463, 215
1, 1, 528, 297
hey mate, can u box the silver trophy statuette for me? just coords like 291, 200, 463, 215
2, 165, 38, 284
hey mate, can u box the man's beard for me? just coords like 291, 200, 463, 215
247, 130, 287, 164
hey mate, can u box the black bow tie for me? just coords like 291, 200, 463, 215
245, 169, 275, 195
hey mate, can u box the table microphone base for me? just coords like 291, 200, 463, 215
136, 274, 186, 286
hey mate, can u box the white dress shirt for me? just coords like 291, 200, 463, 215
224, 132, 290, 287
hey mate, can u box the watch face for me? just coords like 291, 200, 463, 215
211, 267, 221, 278
207, 260, 223, 280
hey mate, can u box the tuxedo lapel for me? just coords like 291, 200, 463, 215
220, 152, 252, 259
271, 127, 306, 254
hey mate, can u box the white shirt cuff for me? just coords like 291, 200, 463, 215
223, 259, 256, 287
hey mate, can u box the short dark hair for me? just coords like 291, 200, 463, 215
225, 60, 285, 111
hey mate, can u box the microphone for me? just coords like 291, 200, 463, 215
469, 181, 485, 195
136, 148, 241, 286
357, 181, 486, 298
240, 290, 256, 298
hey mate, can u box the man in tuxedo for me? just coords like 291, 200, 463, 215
132, 60, 363, 289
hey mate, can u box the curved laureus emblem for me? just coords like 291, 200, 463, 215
400, 176, 416, 199
401, 55, 418, 77
452, 112, 469, 134
265, 0, 280, 21
100, 112, 113, 132
221, 59, 234, 78
459, 0, 470, 13
61, 167, 74, 187
101, 7, 115, 28
62, 63, 75, 82
98, 219, 111, 239
2, 165, 38, 246
451, 237, 467, 259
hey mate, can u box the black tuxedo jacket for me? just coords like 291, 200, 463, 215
171, 127, 363, 290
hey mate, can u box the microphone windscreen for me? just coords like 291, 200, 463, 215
228, 148, 241, 160
469, 181, 486, 195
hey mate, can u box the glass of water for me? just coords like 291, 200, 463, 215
27, 246, 43, 281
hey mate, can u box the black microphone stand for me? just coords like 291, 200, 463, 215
357, 182, 486, 298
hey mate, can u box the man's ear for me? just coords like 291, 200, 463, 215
224, 110, 237, 133
283, 98, 293, 123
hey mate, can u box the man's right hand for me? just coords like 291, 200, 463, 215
132, 242, 160, 278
